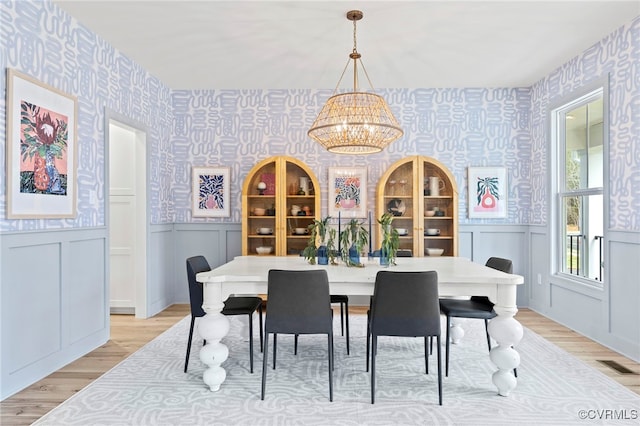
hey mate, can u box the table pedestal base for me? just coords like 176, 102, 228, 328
198, 313, 230, 391
488, 289, 523, 396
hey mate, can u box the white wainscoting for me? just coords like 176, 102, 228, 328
528, 227, 640, 362
0, 228, 109, 400
172, 223, 242, 304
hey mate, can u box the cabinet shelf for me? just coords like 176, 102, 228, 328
242, 156, 320, 256
376, 156, 458, 257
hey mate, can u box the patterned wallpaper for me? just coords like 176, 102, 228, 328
172, 87, 532, 224
1, 1, 637, 232
0, 0, 173, 232
530, 16, 640, 229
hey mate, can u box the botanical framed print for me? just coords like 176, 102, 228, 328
6, 69, 78, 218
468, 167, 507, 218
192, 166, 230, 217
328, 167, 367, 218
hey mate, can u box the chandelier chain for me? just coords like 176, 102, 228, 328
352, 17, 358, 54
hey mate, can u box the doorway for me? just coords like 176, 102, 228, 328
107, 118, 148, 318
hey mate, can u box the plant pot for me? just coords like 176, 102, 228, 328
348, 244, 360, 266
317, 245, 328, 265
379, 248, 390, 267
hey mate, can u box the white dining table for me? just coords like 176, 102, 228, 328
196, 256, 524, 396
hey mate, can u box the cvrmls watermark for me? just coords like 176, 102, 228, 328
578, 409, 638, 420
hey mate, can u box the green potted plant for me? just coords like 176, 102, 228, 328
302, 216, 337, 265
340, 218, 368, 267
378, 213, 400, 266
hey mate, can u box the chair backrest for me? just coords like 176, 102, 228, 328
486, 257, 513, 273
186, 256, 211, 318
470, 257, 513, 305
370, 270, 440, 337
265, 269, 332, 334
371, 249, 413, 257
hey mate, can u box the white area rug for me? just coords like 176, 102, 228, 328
34, 314, 639, 425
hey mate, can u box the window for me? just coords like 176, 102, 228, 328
553, 89, 606, 284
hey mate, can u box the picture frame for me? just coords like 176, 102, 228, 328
6, 69, 78, 218
468, 167, 508, 218
328, 167, 367, 218
192, 166, 231, 217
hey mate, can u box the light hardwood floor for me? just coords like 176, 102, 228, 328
1, 305, 638, 425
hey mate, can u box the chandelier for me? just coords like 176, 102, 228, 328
308, 10, 403, 154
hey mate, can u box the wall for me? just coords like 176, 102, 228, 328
527, 17, 640, 360
0, 0, 174, 399
1, 0, 638, 400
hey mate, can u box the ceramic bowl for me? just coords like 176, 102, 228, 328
257, 227, 273, 235
425, 210, 436, 217
294, 228, 308, 235
425, 228, 440, 236
395, 228, 408, 236
253, 207, 266, 216
426, 248, 444, 256
256, 246, 273, 255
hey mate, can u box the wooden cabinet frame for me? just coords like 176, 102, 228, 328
242, 156, 320, 256
375, 156, 459, 257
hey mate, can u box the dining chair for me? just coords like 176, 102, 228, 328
297, 250, 349, 355
261, 269, 334, 401
185, 256, 263, 374
367, 270, 442, 405
295, 294, 349, 355
439, 256, 515, 377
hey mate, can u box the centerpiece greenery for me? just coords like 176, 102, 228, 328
302, 217, 337, 265
378, 213, 400, 266
340, 218, 368, 267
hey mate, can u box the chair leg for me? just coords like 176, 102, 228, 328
424, 336, 429, 374
366, 312, 371, 372
436, 335, 443, 406
294, 334, 299, 355
484, 319, 491, 352
258, 304, 264, 353
261, 333, 269, 400
248, 313, 254, 374
371, 334, 377, 404
445, 315, 451, 377
430, 336, 433, 355
273, 333, 278, 370
328, 333, 334, 402
339, 302, 345, 336
184, 315, 196, 373
345, 300, 350, 355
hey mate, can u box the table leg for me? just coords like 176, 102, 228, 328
449, 318, 465, 344
488, 285, 523, 396
198, 282, 230, 391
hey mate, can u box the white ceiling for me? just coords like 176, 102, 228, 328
52, 0, 639, 90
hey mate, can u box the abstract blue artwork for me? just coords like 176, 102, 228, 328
192, 167, 230, 217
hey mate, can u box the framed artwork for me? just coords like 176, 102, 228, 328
192, 166, 230, 217
468, 167, 507, 218
328, 167, 367, 218
6, 69, 78, 218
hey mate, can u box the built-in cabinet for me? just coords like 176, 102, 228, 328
375, 156, 458, 257
242, 156, 320, 256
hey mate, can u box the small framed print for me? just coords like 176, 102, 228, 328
468, 167, 507, 218
328, 167, 367, 218
192, 166, 230, 217
6, 69, 78, 218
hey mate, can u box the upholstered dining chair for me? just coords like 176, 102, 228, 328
439, 256, 514, 377
261, 269, 334, 401
185, 256, 263, 374
295, 294, 348, 355
367, 270, 442, 405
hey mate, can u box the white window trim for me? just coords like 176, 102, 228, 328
548, 76, 610, 291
